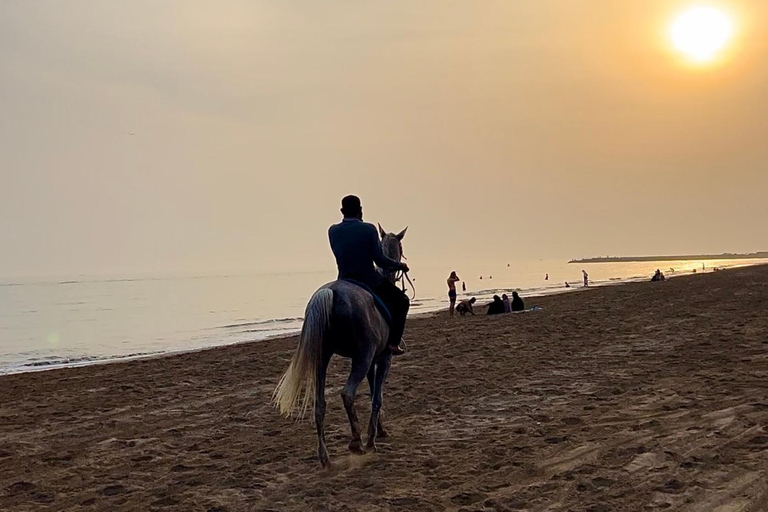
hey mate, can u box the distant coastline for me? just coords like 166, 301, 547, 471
569, 252, 768, 264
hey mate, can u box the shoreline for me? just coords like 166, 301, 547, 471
570, 252, 768, 263
2, 261, 763, 377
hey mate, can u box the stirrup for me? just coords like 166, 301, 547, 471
389, 341, 406, 356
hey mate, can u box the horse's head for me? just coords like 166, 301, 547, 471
377, 224, 407, 282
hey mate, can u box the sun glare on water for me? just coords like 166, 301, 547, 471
670, 6, 734, 63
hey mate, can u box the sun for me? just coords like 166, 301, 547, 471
670, 6, 734, 62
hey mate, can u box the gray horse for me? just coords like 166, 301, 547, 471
273, 225, 407, 467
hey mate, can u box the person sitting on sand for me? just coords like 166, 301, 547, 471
501, 294, 512, 313
651, 269, 666, 282
511, 291, 525, 312
456, 297, 476, 316
565, 281, 571, 288
329, 195, 409, 356
447, 271, 460, 317
487, 295, 505, 315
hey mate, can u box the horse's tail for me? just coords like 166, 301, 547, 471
273, 287, 333, 419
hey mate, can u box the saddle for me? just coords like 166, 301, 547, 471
342, 279, 392, 325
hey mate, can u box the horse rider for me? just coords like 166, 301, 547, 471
328, 195, 410, 356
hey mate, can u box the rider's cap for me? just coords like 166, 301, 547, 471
341, 195, 362, 215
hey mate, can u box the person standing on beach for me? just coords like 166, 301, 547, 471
328, 195, 410, 356
447, 271, 461, 317
582, 270, 589, 287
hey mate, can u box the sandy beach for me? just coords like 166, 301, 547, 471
2, 265, 768, 511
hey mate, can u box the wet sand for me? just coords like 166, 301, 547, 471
2, 265, 768, 511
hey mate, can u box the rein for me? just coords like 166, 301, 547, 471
393, 241, 416, 300
399, 271, 416, 300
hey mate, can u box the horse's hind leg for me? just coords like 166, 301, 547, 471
315, 351, 332, 468
366, 355, 392, 450
341, 358, 371, 454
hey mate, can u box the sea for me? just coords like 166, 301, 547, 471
1, 257, 765, 375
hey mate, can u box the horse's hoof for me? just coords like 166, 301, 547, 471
377, 428, 390, 439
366, 440, 378, 452
348, 439, 364, 454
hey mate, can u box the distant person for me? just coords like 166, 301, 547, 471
489, 275, 493, 279
456, 297, 476, 316
511, 291, 525, 312
462, 281, 466, 292
501, 294, 511, 313
651, 269, 666, 282
564, 281, 571, 288
447, 271, 460, 317
545, 273, 549, 281
487, 295, 505, 315
479, 276, 483, 280
582, 270, 589, 287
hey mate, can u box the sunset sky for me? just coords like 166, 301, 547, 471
1, 0, 767, 276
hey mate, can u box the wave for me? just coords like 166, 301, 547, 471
218, 317, 304, 330
19, 350, 165, 370
242, 326, 302, 334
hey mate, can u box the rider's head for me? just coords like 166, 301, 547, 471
470, 297, 477, 304
340, 195, 363, 219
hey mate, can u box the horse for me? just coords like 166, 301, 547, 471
272, 224, 408, 467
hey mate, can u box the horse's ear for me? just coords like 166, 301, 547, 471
377, 223, 387, 239
396, 226, 408, 241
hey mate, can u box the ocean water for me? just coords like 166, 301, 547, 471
1, 258, 765, 374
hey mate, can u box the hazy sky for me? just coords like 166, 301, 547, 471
2, 0, 767, 277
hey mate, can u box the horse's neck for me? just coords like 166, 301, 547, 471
379, 234, 401, 285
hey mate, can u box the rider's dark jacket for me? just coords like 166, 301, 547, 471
328, 218, 403, 287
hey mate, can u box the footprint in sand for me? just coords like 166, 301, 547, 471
450, 492, 486, 505
99, 484, 127, 496
7, 481, 36, 493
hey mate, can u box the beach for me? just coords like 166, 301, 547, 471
2, 264, 768, 511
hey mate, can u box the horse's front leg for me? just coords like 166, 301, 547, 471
366, 354, 392, 451
368, 364, 389, 438
377, 410, 389, 438
341, 359, 370, 454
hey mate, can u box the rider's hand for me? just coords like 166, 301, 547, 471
400, 262, 410, 273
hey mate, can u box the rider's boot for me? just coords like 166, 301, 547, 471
388, 311, 407, 356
